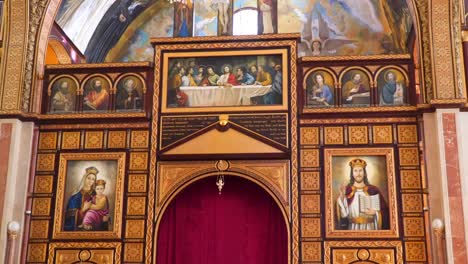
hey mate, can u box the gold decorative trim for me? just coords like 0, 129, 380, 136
38, 112, 148, 120
156, 160, 290, 216
300, 54, 411, 62
300, 117, 417, 124
324, 148, 399, 238
430, 98, 467, 105
52, 152, 126, 239
150, 33, 301, 44
48, 242, 122, 264
45, 62, 152, 70
40, 123, 149, 130
302, 105, 418, 114
324, 240, 403, 264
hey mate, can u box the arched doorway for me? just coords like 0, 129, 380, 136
156, 176, 288, 264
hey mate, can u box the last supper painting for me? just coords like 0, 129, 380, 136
161, 49, 288, 113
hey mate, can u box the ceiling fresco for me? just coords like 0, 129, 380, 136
55, 0, 413, 63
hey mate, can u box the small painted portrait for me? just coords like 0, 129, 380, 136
333, 157, 389, 231
325, 148, 399, 238
116, 75, 144, 111
63, 164, 116, 232
304, 70, 334, 107
49, 76, 77, 113
83, 76, 110, 111
53, 153, 125, 239
341, 70, 371, 106
378, 69, 407, 105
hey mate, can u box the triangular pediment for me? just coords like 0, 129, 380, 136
163, 128, 285, 155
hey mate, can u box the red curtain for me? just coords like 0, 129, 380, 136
156, 176, 288, 264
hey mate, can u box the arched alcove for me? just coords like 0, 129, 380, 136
156, 176, 288, 264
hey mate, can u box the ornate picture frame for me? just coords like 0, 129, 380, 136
324, 148, 399, 238
154, 37, 293, 113
53, 152, 126, 239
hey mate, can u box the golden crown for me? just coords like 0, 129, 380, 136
349, 158, 367, 168
95, 179, 106, 187
85, 166, 99, 175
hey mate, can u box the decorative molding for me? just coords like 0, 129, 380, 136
300, 54, 411, 62
45, 61, 152, 70
300, 117, 417, 124
38, 132, 57, 150
151, 33, 301, 44
41, 123, 149, 130
348, 126, 368, 145
324, 240, 403, 264
48, 242, 122, 264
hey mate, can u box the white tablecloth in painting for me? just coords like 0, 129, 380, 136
180, 85, 272, 106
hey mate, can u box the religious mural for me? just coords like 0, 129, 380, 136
83, 76, 111, 111
55, 0, 413, 63
304, 69, 335, 107
377, 68, 408, 106
324, 148, 399, 238
49, 76, 78, 113
340, 69, 371, 106
164, 53, 284, 109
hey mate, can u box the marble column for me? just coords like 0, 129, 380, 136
0, 120, 34, 264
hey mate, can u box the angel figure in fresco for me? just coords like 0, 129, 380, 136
336, 158, 389, 230
79, 179, 110, 231
299, 2, 356, 56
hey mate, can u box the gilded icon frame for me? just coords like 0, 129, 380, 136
324, 148, 399, 238
157, 45, 290, 113
52, 152, 126, 239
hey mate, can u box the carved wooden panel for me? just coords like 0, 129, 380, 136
84, 131, 104, 149
38, 132, 57, 150
302, 242, 322, 262
348, 126, 368, 145
300, 171, 320, 191
373, 125, 393, 144
61, 131, 81, 149
108, 130, 127, 149
300, 127, 319, 145
300, 149, 320, 167
36, 154, 55, 171
129, 152, 148, 171
324, 126, 344, 145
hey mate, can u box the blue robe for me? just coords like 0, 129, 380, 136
64, 190, 95, 231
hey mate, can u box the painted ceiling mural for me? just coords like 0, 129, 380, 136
55, 0, 413, 63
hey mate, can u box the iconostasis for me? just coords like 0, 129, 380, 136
26, 33, 428, 264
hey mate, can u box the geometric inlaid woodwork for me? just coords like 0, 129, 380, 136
54, 249, 116, 264
348, 126, 368, 145
300, 127, 319, 145
38, 132, 57, 150
129, 152, 148, 171
124, 243, 144, 263
399, 147, 420, 166
127, 197, 146, 216
402, 194, 423, 212
397, 125, 418, 143
403, 217, 425, 237
301, 171, 320, 191
405, 241, 427, 261
301, 194, 320, 214
324, 241, 403, 264
302, 241, 322, 262
36, 153, 55, 171
301, 218, 321, 237
131, 130, 149, 149
84, 131, 104, 149
324, 126, 344, 145
300, 149, 320, 168
125, 220, 145, 239
29, 220, 49, 239
373, 125, 393, 144
128, 174, 147, 193
108, 130, 127, 149
61, 131, 81, 149
31, 198, 51, 216
27, 243, 47, 262
400, 170, 422, 189
33, 175, 54, 193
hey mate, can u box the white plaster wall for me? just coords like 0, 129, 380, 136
0, 119, 34, 264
